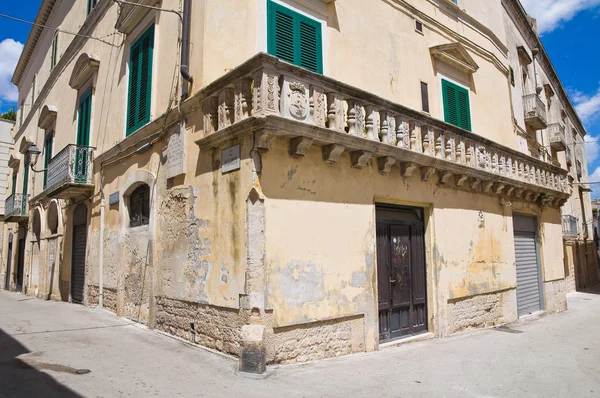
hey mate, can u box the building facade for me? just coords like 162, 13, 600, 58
0, 117, 14, 290
4, 0, 593, 372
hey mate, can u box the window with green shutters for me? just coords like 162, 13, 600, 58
126, 25, 154, 136
11, 172, 16, 195
267, 0, 323, 74
43, 131, 53, 189
76, 89, 92, 182
441, 78, 471, 131
50, 33, 58, 70
22, 159, 29, 213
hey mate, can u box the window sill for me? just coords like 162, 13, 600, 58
127, 225, 149, 232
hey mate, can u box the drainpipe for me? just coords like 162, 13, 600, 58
99, 195, 104, 308
180, 0, 193, 100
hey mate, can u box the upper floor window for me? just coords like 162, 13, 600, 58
441, 78, 471, 131
43, 131, 53, 188
267, 0, 323, 74
87, 0, 98, 15
127, 24, 154, 136
129, 184, 150, 227
50, 32, 58, 70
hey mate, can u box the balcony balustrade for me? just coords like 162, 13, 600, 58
5, 193, 29, 222
195, 54, 568, 207
42, 144, 95, 199
523, 94, 547, 130
548, 123, 566, 151
562, 215, 578, 237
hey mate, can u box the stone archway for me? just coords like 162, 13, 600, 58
30, 208, 42, 296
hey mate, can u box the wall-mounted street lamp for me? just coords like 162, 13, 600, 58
25, 145, 45, 172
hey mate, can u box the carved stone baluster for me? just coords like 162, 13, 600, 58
423, 126, 435, 156
253, 68, 279, 116
491, 153, 498, 174
365, 105, 378, 141
326, 92, 345, 132
434, 130, 443, 158
379, 111, 395, 145
499, 156, 506, 175
518, 162, 524, 180
456, 137, 464, 163
445, 133, 455, 161
310, 86, 326, 127
203, 96, 218, 136
410, 121, 422, 152
396, 117, 409, 149
506, 158, 512, 177
218, 88, 235, 131
347, 101, 361, 137
465, 141, 474, 166
234, 79, 252, 123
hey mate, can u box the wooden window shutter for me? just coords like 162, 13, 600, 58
442, 79, 471, 131
77, 90, 92, 147
11, 172, 16, 195
267, 0, 322, 74
127, 25, 154, 136
43, 132, 53, 188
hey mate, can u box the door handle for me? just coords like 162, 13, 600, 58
390, 277, 397, 283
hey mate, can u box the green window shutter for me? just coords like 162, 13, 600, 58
126, 25, 154, 136
77, 89, 92, 147
43, 132, 53, 188
11, 172, 16, 195
442, 79, 471, 131
267, 0, 323, 74
22, 159, 29, 197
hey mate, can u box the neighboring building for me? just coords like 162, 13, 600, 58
4, 0, 592, 371
0, 118, 14, 290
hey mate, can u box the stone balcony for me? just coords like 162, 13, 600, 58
39, 144, 95, 200
562, 215, 578, 237
523, 94, 547, 130
5, 193, 29, 222
548, 123, 567, 151
194, 54, 569, 207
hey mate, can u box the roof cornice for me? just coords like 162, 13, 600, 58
502, 0, 587, 137
11, 0, 58, 87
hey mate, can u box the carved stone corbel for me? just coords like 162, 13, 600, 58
421, 167, 436, 182
350, 151, 372, 169
455, 174, 469, 187
377, 156, 396, 174
493, 183, 505, 195
483, 181, 494, 193
506, 186, 515, 197
254, 129, 276, 152
524, 191, 533, 201
400, 162, 418, 177
322, 144, 345, 164
531, 193, 541, 202
470, 178, 482, 190
290, 137, 313, 158
438, 171, 453, 185
514, 188, 524, 199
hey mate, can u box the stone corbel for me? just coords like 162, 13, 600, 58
438, 171, 453, 185
400, 162, 418, 177
455, 174, 469, 187
470, 178, 481, 191
531, 193, 541, 202
506, 186, 515, 197
322, 144, 345, 163
350, 151, 372, 169
254, 129, 276, 152
493, 183, 505, 195
524, 191, 533, 201
482, 181, 494, 193
514, 188, 524, 199
421, 167, 436, 182
377, 156, 396, 174
290, 137, 313, 158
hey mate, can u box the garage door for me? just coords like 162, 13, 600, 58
513, 215, 542, 317
71, 224, 87, 303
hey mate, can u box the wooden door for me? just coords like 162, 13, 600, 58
377, 206, 427, 342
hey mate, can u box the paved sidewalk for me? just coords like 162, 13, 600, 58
1, 289, 599, 398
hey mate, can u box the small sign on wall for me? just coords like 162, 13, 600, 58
109, 192, 120, 206
222, 144, 240, 174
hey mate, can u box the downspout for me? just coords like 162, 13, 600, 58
99, 168, 104, 308
180, 0, 193, 100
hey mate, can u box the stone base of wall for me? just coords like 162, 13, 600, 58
264, 314, 365, 365
155, 296, 248, 357
87, 285, 118, 313
544, 279, 567, 314
447, 289, 517, 334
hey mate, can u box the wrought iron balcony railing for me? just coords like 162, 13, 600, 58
43, 144, 94, 199
548, 123, 566, 151
523, 94, 547, 130
5, 193, 29, 221
562, 215, 578, 237
195, 54, 569, 207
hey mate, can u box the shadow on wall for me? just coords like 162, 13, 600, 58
0, 328, 82, 397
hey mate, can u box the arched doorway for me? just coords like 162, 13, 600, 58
31, 209, 42, 294
71, 203, 88, 303
16, 225, 26, 292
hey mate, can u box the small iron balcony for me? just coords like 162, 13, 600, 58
43, 144, 95, 199
565, 146, 572, 167
523, 94, 547, 130
5, 193, 29, 222
548, 123, 566, 151
562, 215, 578, 237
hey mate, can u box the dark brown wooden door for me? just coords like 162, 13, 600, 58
377, 206, 427, 342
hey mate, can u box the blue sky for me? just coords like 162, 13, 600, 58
0, 1, 599, 195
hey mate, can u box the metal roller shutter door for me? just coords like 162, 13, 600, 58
71, 224, 87, 303
514, 231, 541, 316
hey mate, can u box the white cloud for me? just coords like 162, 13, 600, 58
521, 0, 600, 34
585, 134, 600, 164
0, 39, 24, 105
574, 86, 600, 124
587, 166, 600, 198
